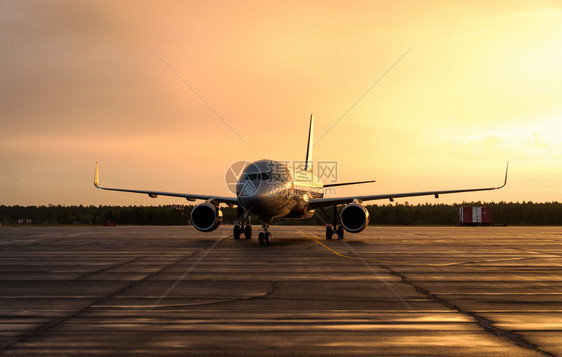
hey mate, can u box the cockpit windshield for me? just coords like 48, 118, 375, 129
244, 171, 288, 182
244, 172, 272, 181
240, 160, 291, 183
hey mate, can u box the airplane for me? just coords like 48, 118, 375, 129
94, 115, 508, 244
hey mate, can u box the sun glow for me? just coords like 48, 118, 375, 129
1, 1, 561, 205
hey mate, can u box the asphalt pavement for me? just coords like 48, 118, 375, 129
0, 225, 560, 356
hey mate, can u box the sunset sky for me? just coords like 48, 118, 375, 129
1, 1, 561, 206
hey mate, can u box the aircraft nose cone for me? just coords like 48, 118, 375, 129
237, 181, 291, 216
235, 159, 293, 216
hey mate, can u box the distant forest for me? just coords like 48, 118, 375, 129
1, 202, 561, 226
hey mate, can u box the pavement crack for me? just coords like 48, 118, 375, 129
149, 281, 278, 309
208, 280, 278, 303
445, 256, 548, 267
379, 264, 555, 357
72, 257, 142, 281
261, 280, 278, 299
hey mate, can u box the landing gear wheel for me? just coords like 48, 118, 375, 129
233, 225, 241, 239
337, 226, 344, 240
244, 225, 252, 239
326, 226, 334, 240
258, 221, 272, 245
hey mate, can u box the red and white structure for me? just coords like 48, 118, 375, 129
459, 206, 492, 226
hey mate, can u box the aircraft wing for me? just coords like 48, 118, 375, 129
94, 163, 239, 205
308, 162, 509, 209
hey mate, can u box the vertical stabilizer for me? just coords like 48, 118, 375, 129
304, 114, 313, 171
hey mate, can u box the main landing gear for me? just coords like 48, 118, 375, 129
320, 205, 344, 240
233, 224, 252, 240
258, 222, 271, 245
234, 206, 252, 240
325, 225, 344, 240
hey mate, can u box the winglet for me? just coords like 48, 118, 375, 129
94, 162, 101, 188
497, 161, 509, 189
304, 114, 313, 171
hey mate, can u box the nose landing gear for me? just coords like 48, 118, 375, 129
258, 222, 271, 245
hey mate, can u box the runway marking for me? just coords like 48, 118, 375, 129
340, 239, 414, 311
309, 237, 398, 265
298, 230, 413, 311
149, 235, 227, 310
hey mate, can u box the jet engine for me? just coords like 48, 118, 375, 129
190, 203, 223, 232
340, 203, 370, 233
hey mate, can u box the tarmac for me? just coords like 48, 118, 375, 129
0, 225, 560, 356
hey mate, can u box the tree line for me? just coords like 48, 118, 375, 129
1, 202, 561, 226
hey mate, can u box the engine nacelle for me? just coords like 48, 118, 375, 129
340, 203, 370, 233
190, 203, 223, 232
